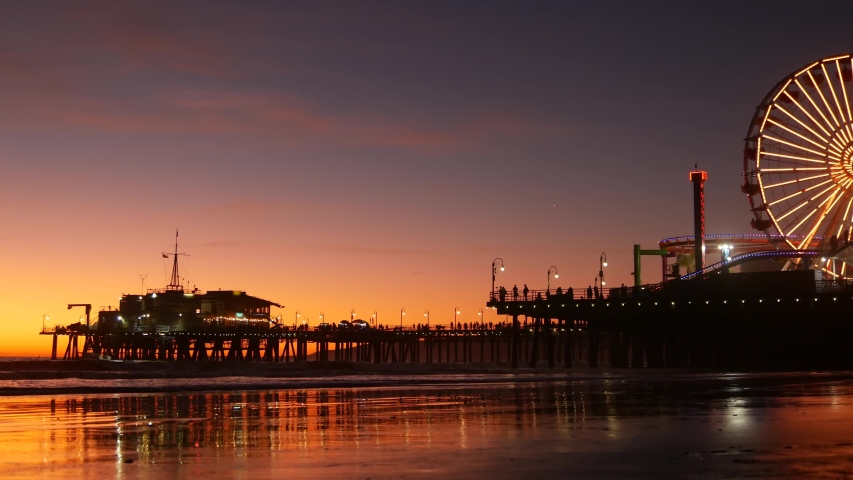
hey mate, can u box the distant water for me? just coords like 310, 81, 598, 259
1, 373, 853, 478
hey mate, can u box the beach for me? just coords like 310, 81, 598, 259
0, 363, 852, 478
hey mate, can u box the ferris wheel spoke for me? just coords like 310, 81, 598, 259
793, 79, 837, 135
767, 118, 830, 151
845, 195, 853, 223
762, 134, 828, 157
760, 167, 827, 172
759, 151, 828, 164
808, 69, 841, 128
786, 205, 821, 237
775, 102, 831, 141
835, 196, 853, 237
762, 173, 831, 189
774, 183, 839, 222
775, 198, 813, 221
798, 190, 845, 249
823, 63, 848, 125
767, 178, 835, 206
836, 60, 853, 122
780, 181, 841, 225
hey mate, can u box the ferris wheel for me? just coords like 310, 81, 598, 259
743, 54, 853, 277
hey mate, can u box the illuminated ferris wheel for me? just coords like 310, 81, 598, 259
743, 54, 853, 277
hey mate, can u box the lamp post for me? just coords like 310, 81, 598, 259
454, 307, 460, 328
372, 310, 377, 327
319, 312, 324, 326
492, 258, 505, 299
720, 244, 732, 261
351, 309, 356, 321
295, 310, 301, 327
424, 309, 429, 328
478, 308, 483, 327
43, 314, 49, 332
599, 252, 607, 293
400, 307, 406, 328
547, 266, 559, 293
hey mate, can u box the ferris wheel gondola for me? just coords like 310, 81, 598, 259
743, 54, 853, 278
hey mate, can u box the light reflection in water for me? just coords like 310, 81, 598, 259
1, 376, 853, 478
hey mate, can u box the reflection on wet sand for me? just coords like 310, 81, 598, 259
2, 375, 853, 478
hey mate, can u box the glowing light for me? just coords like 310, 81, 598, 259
761, 134, 827, 156
811, 67, 841, 127
775, 98, 830, 140
759, 167, 827, 172
764, 173, 831, 189
758, 150, 828, 165
766, 118, 828, 150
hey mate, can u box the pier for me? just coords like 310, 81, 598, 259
41, 273, 853, 370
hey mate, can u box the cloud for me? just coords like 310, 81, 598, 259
0, 3, 580, 153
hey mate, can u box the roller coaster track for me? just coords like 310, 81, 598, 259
679, 250, 823, 281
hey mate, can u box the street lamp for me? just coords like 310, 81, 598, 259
720, 244, 732, 261
400, 307, 406, 328
351, 309, 356, 320
43, 314, 49, 332
599, 252, 607, 290
492, 258, 505, 299
594, 277, 600, 298
424, 309, 429, 328
454, 307, 460, 327
478, 308, 483, 327
372, 310, 377, 327
547, 266, 559, 292
319, 312, 324, 325
295, 310, 301, 327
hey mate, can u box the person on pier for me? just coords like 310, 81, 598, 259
587, 285, 593, 299
499, 285, 507, 302
594, 285, 599, 299
523, 284, 529, 300
568, 286, 573, 299
513, 284, 519, 300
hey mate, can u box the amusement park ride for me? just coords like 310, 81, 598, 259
40, 54, 853, 369
644, 54, 853, 283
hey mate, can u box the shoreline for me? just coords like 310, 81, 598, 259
0, 361, 851, 397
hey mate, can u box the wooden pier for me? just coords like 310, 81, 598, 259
41, 271, 853, 370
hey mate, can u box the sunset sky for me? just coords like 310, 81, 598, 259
2, 1, 853, 355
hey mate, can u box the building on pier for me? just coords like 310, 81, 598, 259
94, 231, 281, 334
100, 289, 282, 333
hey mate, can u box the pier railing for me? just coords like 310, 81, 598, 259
490, 285, 653, 302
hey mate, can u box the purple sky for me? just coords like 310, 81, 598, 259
2, 1, 853, 352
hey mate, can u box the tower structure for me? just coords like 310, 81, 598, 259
690, 170, 707, 272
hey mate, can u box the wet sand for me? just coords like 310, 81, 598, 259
1, 372, 852, 478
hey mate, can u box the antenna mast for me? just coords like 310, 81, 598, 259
163, 229, 187, 291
